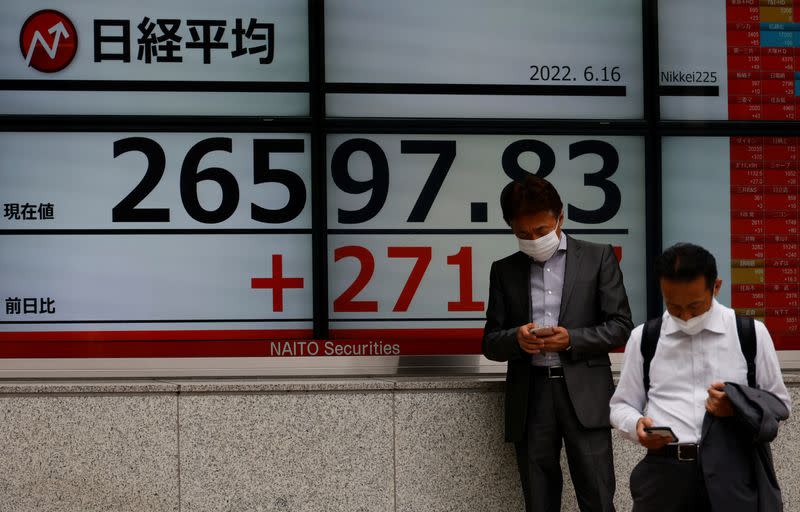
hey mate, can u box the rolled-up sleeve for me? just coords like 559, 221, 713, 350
754, 320, 792, 415
610, 325, 646, 443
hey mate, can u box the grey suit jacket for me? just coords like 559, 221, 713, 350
482, 236, 633, 442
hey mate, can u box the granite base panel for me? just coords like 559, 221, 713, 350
179, 391, 395, 512
0, 393, 179, 512
393, 389, 522, 512
0, 376, 797, 512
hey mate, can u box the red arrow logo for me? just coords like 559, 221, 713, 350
20, 10, 78, 73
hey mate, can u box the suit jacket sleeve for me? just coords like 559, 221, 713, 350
482, 261, 525, 362
567, 244, 633, 356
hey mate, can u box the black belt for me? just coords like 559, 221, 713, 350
648, 443, 699, 462
531, 366, 564, 378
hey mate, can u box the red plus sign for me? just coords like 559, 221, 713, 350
251, 254, 304, 312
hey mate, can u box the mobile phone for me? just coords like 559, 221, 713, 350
643, 426, 679, 443
528, 326, 555, 336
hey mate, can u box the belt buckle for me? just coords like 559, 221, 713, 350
548, 366, 564, 379
677, 444, 695, 462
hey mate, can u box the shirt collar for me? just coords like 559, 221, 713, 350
663, 298, 726, 336
556, 232, 568, 253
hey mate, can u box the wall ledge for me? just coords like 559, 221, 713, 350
0, 371, 796, 395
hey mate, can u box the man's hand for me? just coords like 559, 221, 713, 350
706, 381, 735, 417
538, 326, 571, 352
516, 324, 544, 354
636, 416, 673, 449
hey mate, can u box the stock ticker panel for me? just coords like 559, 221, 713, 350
663, 137, 800, 350
1, 134, 648, 358
661, 0, 800, 120
0, 133, 314, 358
325, 135, 647, 354
727, 0, 800, 120
730, 136, 800, 347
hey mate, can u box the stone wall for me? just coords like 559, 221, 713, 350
1, 375, 797, 512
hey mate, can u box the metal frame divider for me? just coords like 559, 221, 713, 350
309, 0, 328, 340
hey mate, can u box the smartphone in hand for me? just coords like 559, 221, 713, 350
643, 426, 679, 443
528, 326, 556, 337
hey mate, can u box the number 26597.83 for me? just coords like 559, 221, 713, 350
113, 137, 622, 227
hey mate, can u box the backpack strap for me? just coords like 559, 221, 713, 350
640, 317, 663, 396
735, 315, 757, 387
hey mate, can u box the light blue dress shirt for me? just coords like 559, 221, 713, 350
529, 234, 567, 367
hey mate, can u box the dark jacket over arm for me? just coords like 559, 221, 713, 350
700, 383, 790, 512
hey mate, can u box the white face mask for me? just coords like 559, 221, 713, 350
518, 217, 562, 262
670, 308, 711, 336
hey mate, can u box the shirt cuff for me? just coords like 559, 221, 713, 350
620, 415, 641, 443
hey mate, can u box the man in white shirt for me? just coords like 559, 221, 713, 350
610, 243, 791, 512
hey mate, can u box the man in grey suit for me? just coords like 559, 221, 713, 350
483, 176, 633, 512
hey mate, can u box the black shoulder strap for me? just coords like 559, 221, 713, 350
640, 317, 663, 396
735, 315, 757, 387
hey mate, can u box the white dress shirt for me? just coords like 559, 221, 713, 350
610, 299, 792, 444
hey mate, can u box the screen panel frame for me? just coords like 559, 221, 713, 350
2, 0, 798, 377
0, 0, 312, 118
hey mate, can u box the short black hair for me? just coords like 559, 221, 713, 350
500, 175, 563, 226
655, 243, 718, 290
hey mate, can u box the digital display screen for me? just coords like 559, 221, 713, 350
326, 134, 647, 353
4, 2, 797, 374
0, 132, 314, 357
663, 136, 800, 349
660, 0, 800, 120
325, 0, 643, 118
0, 133, 647, 363
0, 1, 309, 116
